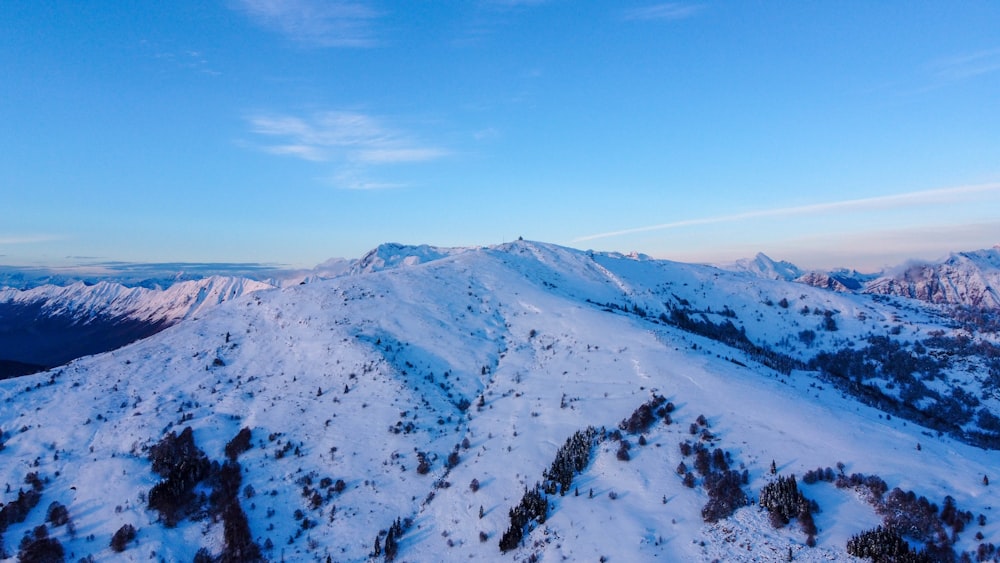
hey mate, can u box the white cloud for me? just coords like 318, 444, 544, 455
246, 109, 449, 189
233, 0, 381, 48
247, 110, 448, 164
929, 47, 1000, 81
329, 170, 406, 191
485, 0, 550, 7
142, 40, 222, 76
574, 182, 1000, 242
473, 127, 500, 141
356, 148, 450, 164
623, 3, 704, 22
262, 144, 328, 161
0, 234, 62, 245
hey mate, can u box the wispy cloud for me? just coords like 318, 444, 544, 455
329, 169, 406, 191
248, 110, 448, 164
355, 147, 450, 164
623, 3, 704, 22
486, 0, 549, 6
140, 40, 221, 76
929, 47, 1000, 82
246, 110, 449, 189
233, 0, 381, 47
0, 234, 63, 245
574, 183, 1000, 242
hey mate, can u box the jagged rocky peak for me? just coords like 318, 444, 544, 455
723, 245, 1000, 311
865, 245, 1000, 309
795, 271, 856, 293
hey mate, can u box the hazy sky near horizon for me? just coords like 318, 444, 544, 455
3, 1, 999, 271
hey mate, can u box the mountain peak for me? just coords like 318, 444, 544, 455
351, 242, 475, 275
722, 252, 803, 281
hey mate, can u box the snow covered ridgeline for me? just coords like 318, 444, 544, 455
0, 240, 998, 562
0, 276, 275, 377
724, 245, 1000, 313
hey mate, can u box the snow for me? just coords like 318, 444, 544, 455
0, 240, 997, 562
720, 253, 804, 282
0, 276, 275, 326
865, 247, 1000, 309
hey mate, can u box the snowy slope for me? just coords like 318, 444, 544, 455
0, 241, 997, 562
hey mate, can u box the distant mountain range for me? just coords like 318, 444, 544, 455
720, 244, 1000, 310
0, 276, 273, 377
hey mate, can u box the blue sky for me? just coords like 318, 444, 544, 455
2, 1, 999, 271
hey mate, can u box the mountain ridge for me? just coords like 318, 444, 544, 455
718, 245, 1000, 312
0, 276, 274, 376
0, 240, 997, 561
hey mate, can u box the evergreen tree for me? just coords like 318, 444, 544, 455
384, 530, 397, 562
760, 474, 815, 534
846, 526, 933, 562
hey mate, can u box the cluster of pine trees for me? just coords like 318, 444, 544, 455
542, 427, 599, 496
808, 333, 1000, 448
662, 306, 802, 375
372, 518, 405, 562
149, 426, 263, 562
759, 474, 817, 543
499, 485, 548, 553
224, 427, 252, 460
147, 426, 211, 527
846, 526, 933, 562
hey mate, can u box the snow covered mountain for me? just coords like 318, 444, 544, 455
723, 246, 1000, 313
795, 271, 862, 293
720, 253, 804, 281
865, 246, 1000, 310
349, 242, 476, 275
0, 277, 274, 377
0, 240, 998, 562
0, 263, 287, 291
719, 254, 874, 292
0, 277, 274, 325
